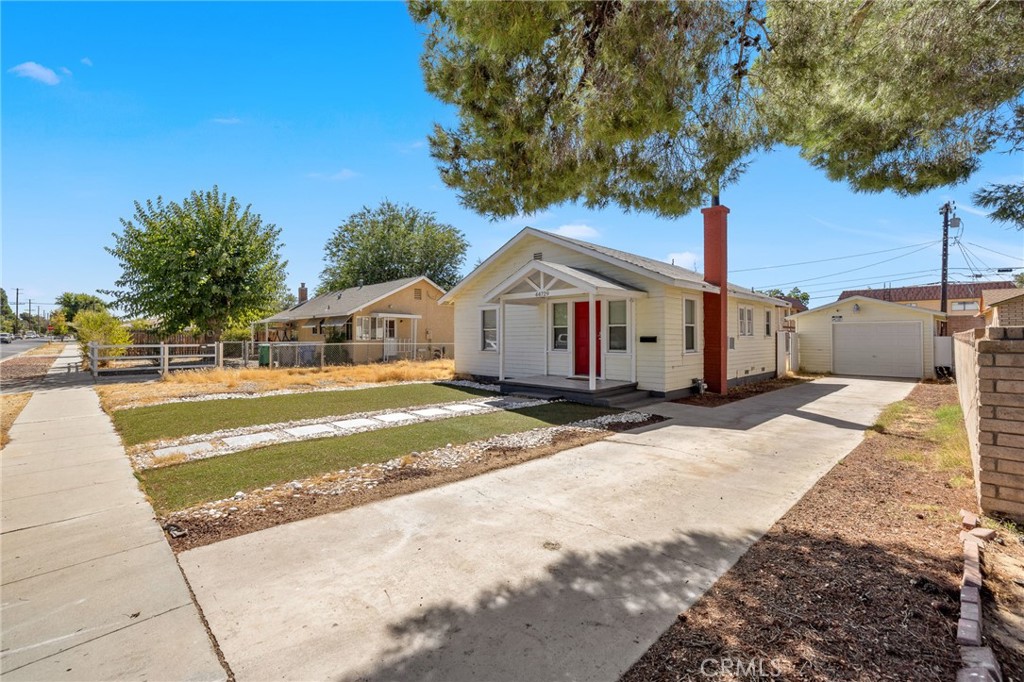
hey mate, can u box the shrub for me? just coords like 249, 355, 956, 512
74, 310, 133, 366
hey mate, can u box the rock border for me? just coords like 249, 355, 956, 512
956, 509, 1004, 682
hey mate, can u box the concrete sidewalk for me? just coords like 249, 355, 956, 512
180, 376, 915, 681
1, 386, 226, 680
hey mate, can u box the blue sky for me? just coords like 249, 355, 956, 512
3, 2, 1021, 319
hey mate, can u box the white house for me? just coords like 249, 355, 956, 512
440, 207, 788, 402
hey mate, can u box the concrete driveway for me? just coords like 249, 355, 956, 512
179, 377, 915, 681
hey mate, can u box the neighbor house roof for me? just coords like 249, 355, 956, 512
440, 227, 787, 306
838, 281, 1016, 303
787, 295, 947, 320
982, 288, 1024, 309
258, 276, 440, 324
778, 295, 808, 312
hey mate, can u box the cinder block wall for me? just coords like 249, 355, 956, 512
954, 326, 1024, 521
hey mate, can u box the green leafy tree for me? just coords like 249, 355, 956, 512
55, 292, 107, 322
758, 1, 1024, 198
410, 1, 766, 218
412, 1, 1022, 220
72, 309, 133, 365
104, 186, 288, 339
319, 200, 468, 292
1014, 272, 1024, 288
49, 310, 70, 339
762, 287, 810, 306
0, 288, 13, 318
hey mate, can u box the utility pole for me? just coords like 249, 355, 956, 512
14, 288, 20, 335
939, 202, 951, 316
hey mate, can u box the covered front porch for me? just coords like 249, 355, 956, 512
485, 260, 647, 393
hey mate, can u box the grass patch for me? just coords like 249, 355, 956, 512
21, 342, 67, 357
1, 392, 32, 448
112, 383, 494, 446
139, 402, 615, 513
928, 404, 970, 472
97, 358, 457, 410
872, 400, 911, 433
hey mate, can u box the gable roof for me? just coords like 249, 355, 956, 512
441, 227, 786, 306
838, 281, 1016, 303
788, 295, 947, 320
259, 276, 441, 324
982, 288, 1024, 308
778, 295, 808, 312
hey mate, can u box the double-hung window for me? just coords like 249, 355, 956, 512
355, 317, 371, 340
765, 310, 772, 336
683, 299, 697, 352
738, 306, 754, 336
481, 309, 498, 351
607, 301, 627, 351
551, 302, 568, 350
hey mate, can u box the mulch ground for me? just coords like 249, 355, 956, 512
0, 356, 57, 391
623, 382, 985, 682
983, 526, 1024, 677
672, 376, 809, 407
164, 416, 664, 552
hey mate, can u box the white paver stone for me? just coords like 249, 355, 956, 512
374, 412, 418, 423
442, 403, 484, 413
331, 418, 379, 431
151, 442, 215, 459
283, 424, 337, 438
410, 408, 452, 418
222, 432, 280, 449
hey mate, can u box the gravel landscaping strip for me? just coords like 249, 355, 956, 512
132, 396, 548, 470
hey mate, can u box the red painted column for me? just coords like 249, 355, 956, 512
702, 205, 730, 394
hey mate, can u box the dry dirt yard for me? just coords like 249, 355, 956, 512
623, 382, 1023, 682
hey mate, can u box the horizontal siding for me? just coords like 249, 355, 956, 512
503, 305, 545, 378
728, 301, 778, 381
795, 298, 939, 378
603, 353, 631, 382
635, 296, 666, 392
663, 292, 705, 392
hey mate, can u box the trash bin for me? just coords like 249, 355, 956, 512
258, 344, 270, 367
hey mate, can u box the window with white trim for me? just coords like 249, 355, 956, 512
952, 301, 980, 311
608, 300, 627, 351
738, 306, 754, 336
356, 317, 371, 340
481, 309, 498, 351
683, 299, 697, 352
765, 309, 772, 336
551, 302, 568, 350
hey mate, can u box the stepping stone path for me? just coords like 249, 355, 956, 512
137, 399, 545, 470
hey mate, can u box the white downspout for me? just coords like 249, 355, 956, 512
630, 298, 637, 384
498, 297, 505, 382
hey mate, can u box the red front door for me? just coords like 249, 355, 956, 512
574, 301, 601, 376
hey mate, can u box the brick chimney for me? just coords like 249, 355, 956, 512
702, 205, 729, 394
298, 282, 308, 304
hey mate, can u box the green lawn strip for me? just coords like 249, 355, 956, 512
140, 402, 616, 514
113, 383, 494, 446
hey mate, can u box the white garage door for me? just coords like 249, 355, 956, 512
833, 322, 923, 378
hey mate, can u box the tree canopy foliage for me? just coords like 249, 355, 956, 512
55, 292, 108, 322
105, 187, 288, 338
411, 1, 1023, 221
763, 286, 810, 306
319, 200, 468, 293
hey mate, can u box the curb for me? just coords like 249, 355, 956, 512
955, 509, 1003, 682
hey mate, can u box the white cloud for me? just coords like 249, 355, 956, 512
60, 66, 72, 76
667, 251, 699, 270
307, 169, 359, 181
212, 117, 241, 125
957, 204, 989, 218
551, 223, 599, 239
80, 57, 93, 67
7, 61, 60, 85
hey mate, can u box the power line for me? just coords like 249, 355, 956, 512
755, 241, 939, 289
732, 240, 940, 273
800, 269, 1006, 297
965, 242, 1024, 262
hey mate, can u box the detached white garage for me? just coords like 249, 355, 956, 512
789, 296, 945, 379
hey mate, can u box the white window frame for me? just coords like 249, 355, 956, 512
739, 305, 754, 337
550, 301, 569, 352
606, 300, 628, 352
481, 308, 498, 352
683, 298, 698, 353
355, 317, 372, 340
765, 309, 772, 336
952, 301, 980, 311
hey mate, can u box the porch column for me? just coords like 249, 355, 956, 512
413, 318, 418, 358
588, 292, 596, 391
630, 298, 637, 383
498, 297, 506, 382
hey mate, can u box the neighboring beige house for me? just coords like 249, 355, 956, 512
980, 288, 1024, 327
788, 296, 946, 379
255, 276, 454, 358
838, 281, 1017, 335
439, 222, 788, 401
